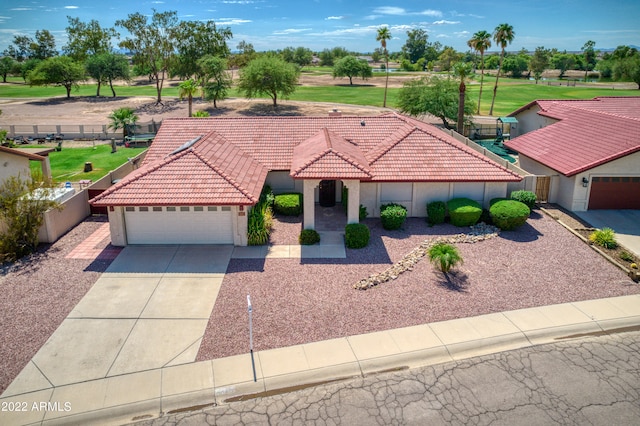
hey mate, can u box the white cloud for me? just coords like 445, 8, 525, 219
10, 8, 34, 11
64, 5, 79, 9
325, 16, 344, 20
433, 20, 460, 25
373, 7, 442, 17
222, 0, 257, 3
273, 28, 312, 35
454, 31, 470, 37
217, 18, 252, 25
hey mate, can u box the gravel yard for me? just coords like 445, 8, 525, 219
196, 210, 640, 361
0, 217, 113, 395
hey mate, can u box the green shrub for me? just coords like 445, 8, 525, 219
359, 204, 368, 221
274, 192, 302, 216
489, 199, 530, 230
428, 243, 463, 273
380, 203, 407, 230
426, 201, 446, 225
247, 200, 273, 245
620, 251, 634, 262
589, 228, 618, 249
447, 198, 482, 227
510, 190, 537, 209
299, 229, 321, 245
479, 208, 493, 225
345, 223, 370, 248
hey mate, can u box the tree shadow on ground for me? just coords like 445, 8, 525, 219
433, 269, 469, 292
334, 83, 376, 87
28, 96, 130, 106
238, 103, 303, 116
135, 100, 182, 115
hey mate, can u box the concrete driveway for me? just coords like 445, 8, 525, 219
575, 210, 640, 257
4, 245, 233, 395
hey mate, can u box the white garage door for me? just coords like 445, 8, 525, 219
125, 206, 234, 244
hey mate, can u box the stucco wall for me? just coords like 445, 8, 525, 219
38, 190, 91, 243
0, 153, 31, 182
360, 181, 509, 218
512, 105, 558, 137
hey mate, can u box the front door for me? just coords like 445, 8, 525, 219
319, 180, 336, 207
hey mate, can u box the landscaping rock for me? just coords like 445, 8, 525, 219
353, 223, 500, 290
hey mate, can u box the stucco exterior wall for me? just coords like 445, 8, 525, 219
512, 105, 558, 137
0, 153, 31, 182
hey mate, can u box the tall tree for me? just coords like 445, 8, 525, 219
453, 62, 473, 134
401, 29, 428, 64
64, 17, 118, 62
8, 35, 32, 61
85, 52, 130, 97
171, 20, 232, 79
467, 30, 492, 113
550, 51, 577, 78
198, 55, 232, 108
582, 40, 597, 82
438, 46, 462, 72
612, 48, 640, 89
0, 57, 17, 82
376, 26, 391, 107
397, 76, 475, 130
31, 30, 58, 60
116, 9, 179, 104
489, 23, 515, 116
332, 56, 372, 85
529, 46, 550, 84
237, 55, 300, 107
27, 56, 85, 98
178, 79, 199, 117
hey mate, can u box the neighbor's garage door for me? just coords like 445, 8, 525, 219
124, 206, 233, 244
589, 177, 640, 209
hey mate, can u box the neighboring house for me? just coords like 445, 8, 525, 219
0, 145, 53, 183
90, 113, 522, 246
505, 97, 640, 211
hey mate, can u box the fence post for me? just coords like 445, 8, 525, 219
33, 125, 38, 138
79, 125, 84, 139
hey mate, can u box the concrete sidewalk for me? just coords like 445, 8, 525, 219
2, 294, 639, 426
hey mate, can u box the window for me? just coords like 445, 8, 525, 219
208, 206, 217, 211
125, 207, 135, 212
194, 206, 204, 212
153, 207, 162, 212
167, 206, 176, 212
221, 206, 231, 211
139, 206, 149, 212
180, 206, 190, 212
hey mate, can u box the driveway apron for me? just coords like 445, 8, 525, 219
4, 245, 233, 394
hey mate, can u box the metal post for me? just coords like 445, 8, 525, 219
247, 295, 256, 382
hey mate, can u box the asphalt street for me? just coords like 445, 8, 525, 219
131, 329, 640, 426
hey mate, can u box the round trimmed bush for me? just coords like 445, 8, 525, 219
426, 201, 446, 225
447, 198, 482, 227
345, 223, 370, 248
299, 229, 320, 245
489, 199, 530, 230
380, 203, 407, 230
274, 193, 302, 216
510, 190, 537, 209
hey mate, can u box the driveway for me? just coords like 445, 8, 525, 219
575, 210, 640, 257
3, 245, 233, 395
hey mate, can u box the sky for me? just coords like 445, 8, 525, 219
0, 0, 639, 55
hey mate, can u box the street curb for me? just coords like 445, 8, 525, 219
4, 296, 636, 426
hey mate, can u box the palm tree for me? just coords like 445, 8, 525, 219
178, 79, 199, 117
489, 23, 515, 116
108, 107, 139, 141
376, 26, 392, 108
468, 30, 492, 114
428, 243, 463, 274
453, 62, 473, 134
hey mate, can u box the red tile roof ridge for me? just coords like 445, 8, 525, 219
191, 149, 259, 203
366, 125, 417, 164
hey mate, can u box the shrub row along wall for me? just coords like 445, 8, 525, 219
6, 121, 161, 140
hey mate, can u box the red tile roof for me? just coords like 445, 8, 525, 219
91, 113, 521, 206
91, 131, 268, 206
290, 128, 372, 179
505, 97, 640, 176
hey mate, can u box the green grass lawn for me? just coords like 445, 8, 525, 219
28, 144, 147, 183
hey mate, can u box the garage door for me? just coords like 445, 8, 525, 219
125, 206, 234, 244
589, 177, 640, 209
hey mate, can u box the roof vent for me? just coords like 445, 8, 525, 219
168, 135, 202, 156
360, 120, 366, 126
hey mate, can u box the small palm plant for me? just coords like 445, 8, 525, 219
589, 227, 618, 249
108, 107, 138, 140
428, 243, 463, 274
